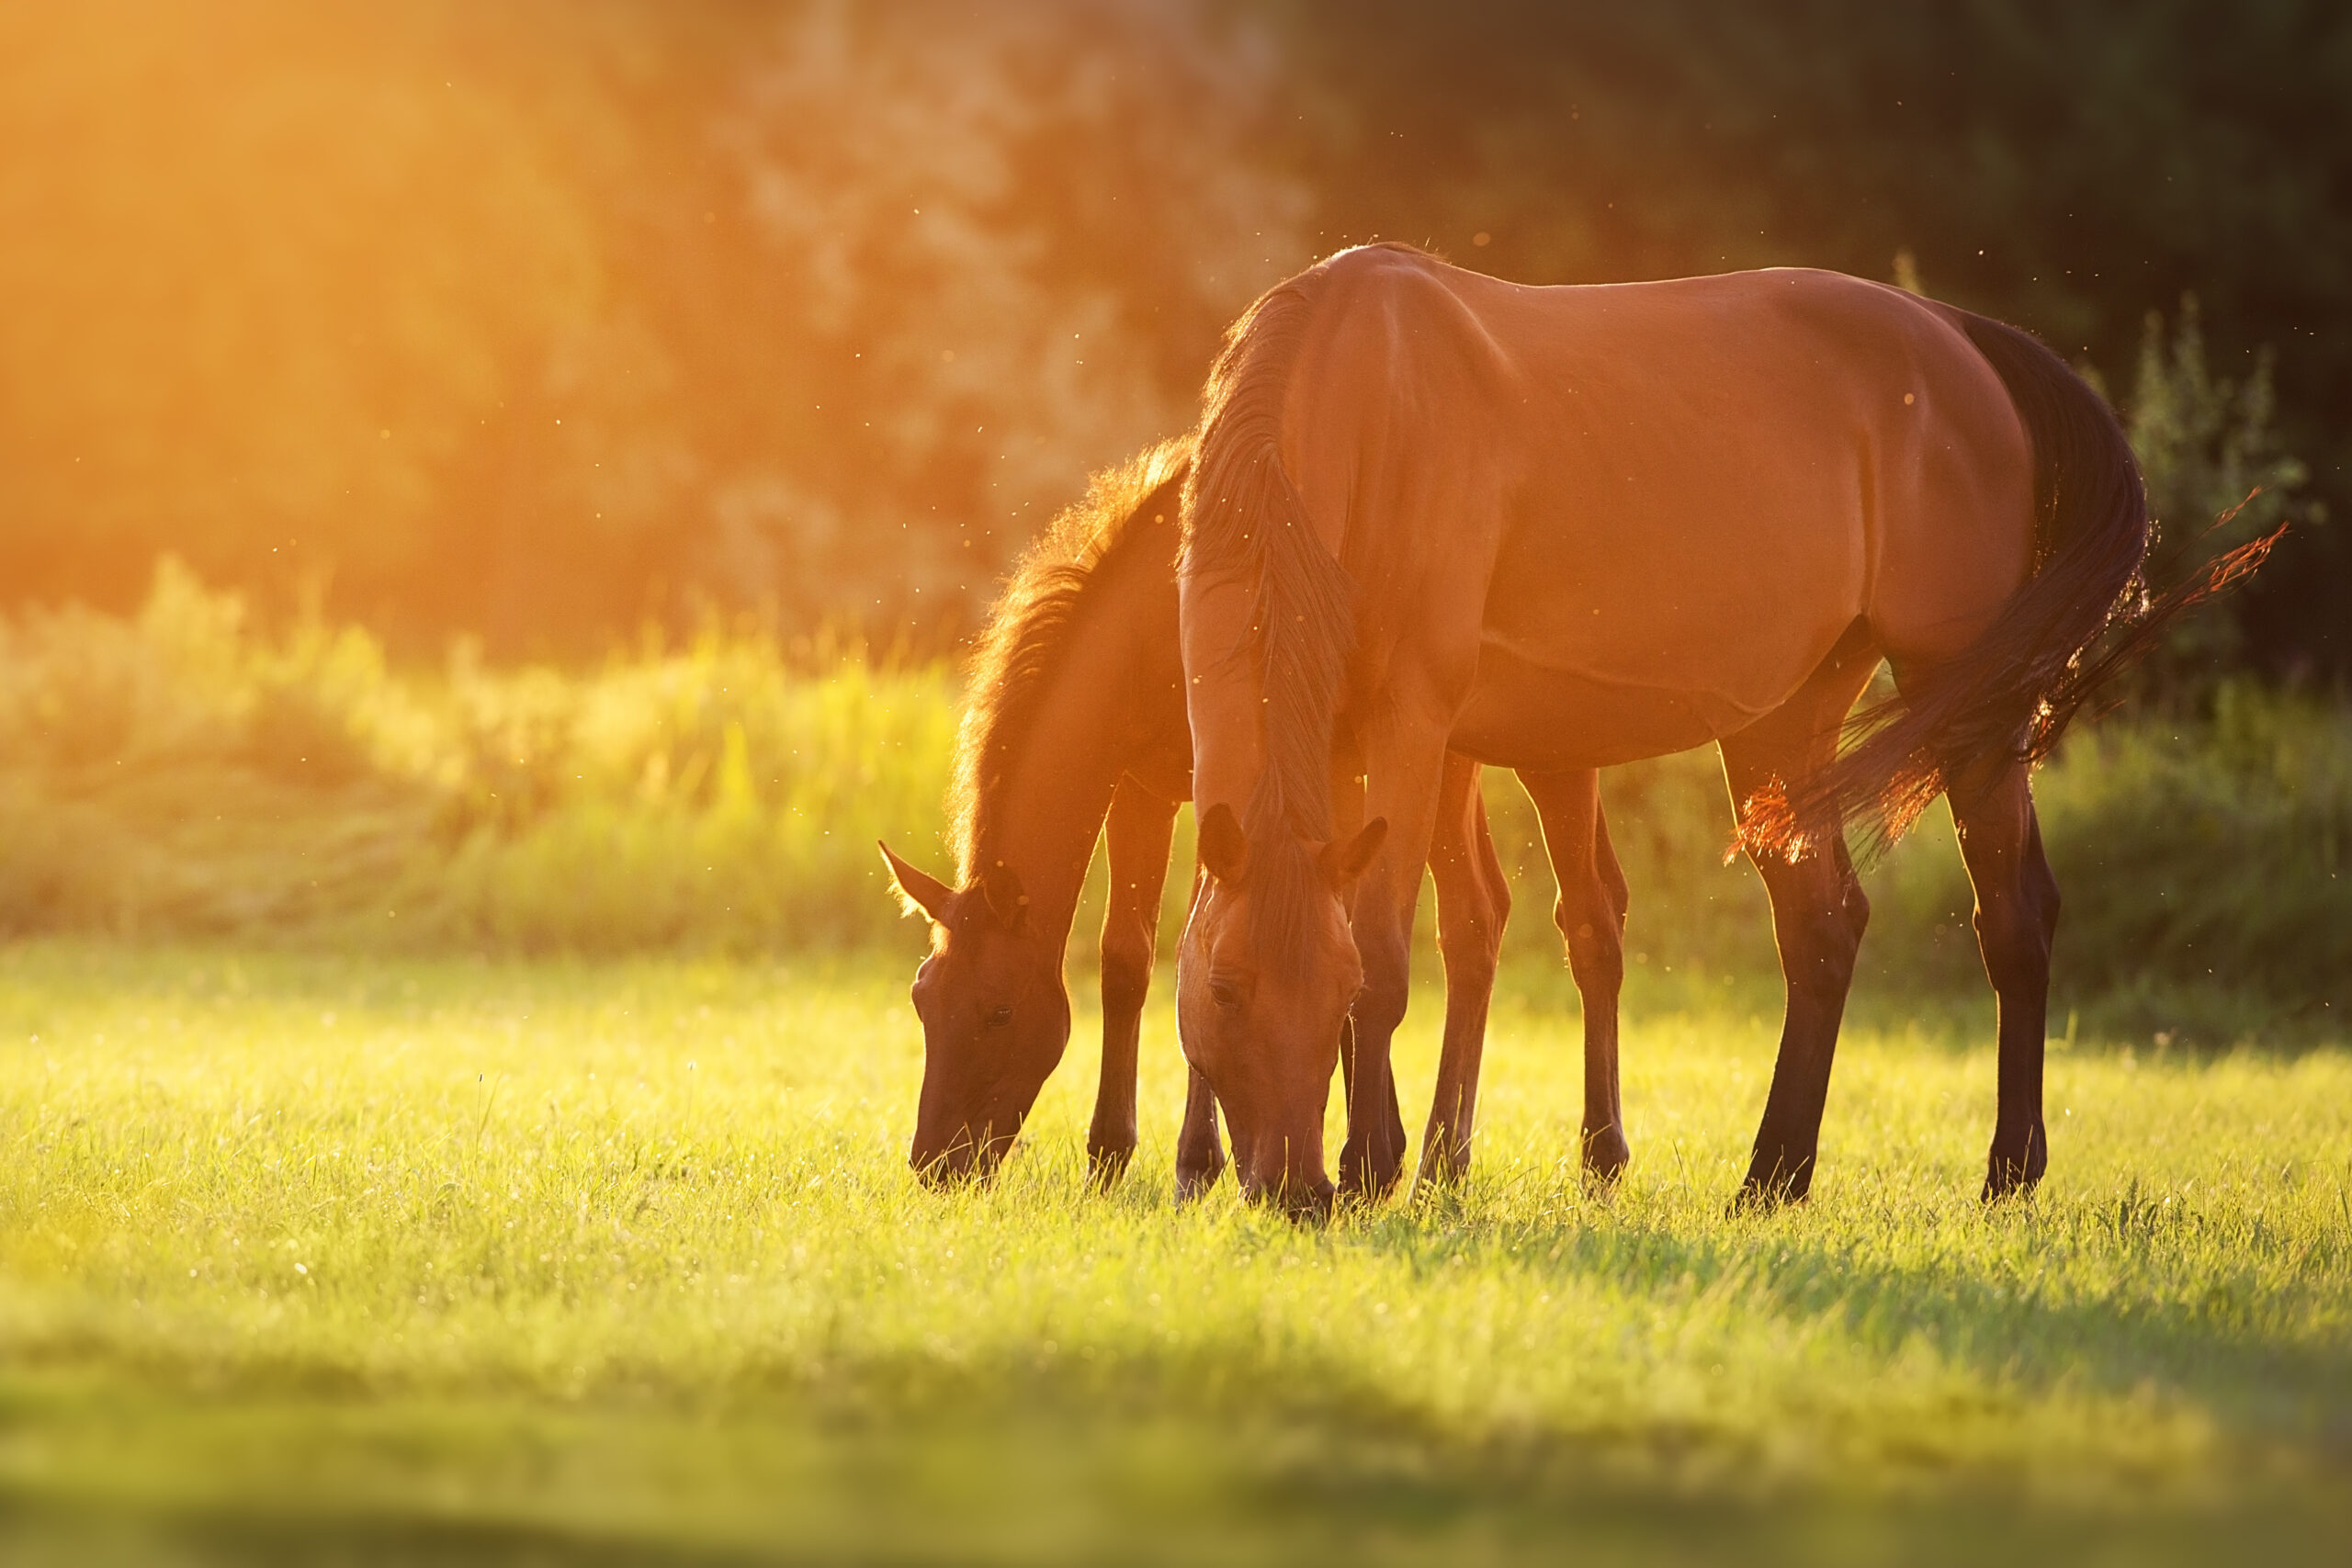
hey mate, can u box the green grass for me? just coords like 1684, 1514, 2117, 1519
1, 941, 2347, 1564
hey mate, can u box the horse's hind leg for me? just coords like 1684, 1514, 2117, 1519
1723, 640, 1880, 1205
1418, 753, 1510, 1188
1948, 756, 2058, 1200
1519, 768, 1631, 1181
1091, 776, 1178, 1187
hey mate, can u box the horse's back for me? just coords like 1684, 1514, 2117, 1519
1275, 253, 2036, 756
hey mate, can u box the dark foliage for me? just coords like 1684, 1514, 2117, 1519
1266, 0, 2352, 681
1, 1, 2342, 677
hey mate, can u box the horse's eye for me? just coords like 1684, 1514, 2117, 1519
985, 1005, 1014, 1029
1209, 979, 1243, 1012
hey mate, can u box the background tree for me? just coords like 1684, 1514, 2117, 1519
0, 0, 2341, 678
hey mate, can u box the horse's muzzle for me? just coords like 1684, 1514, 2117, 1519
909, 1128, 1012, 1188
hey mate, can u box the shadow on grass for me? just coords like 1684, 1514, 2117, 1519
1336, 1192, 2352, 1465
2, 1384, 2344, 1568
1, 1491, 765, 1568
1492, 956, 2350, 1056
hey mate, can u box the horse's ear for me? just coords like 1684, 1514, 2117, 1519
879, 841, 955, 925
1319, 817, 1387, 888
1198, 803, 1249, 886
979, 861, 1028, 929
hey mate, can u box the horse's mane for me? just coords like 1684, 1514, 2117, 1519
1181, 247, 1418, 970
947, 436, 1193, 883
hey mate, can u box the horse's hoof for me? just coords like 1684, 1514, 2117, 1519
1734, 1144, 1815, 1212
1174, 1163, 1225, 1203
1338, 1151, 1405, 1203
1980, 1160, 2044, 1204
1731, 1168, 1810, 1214
1981, 1127, 2048, 1203
1086, 1142, 1136, 1190
1581, 1129, 1631, 1186
1338, 1124, 1407, 1202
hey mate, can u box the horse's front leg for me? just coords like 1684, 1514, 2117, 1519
1416, 752, 1510, 1188
1090, 776, 1178, 1187
1518, 768, 1632, 1182
1172, 1064, 1227, 1201
1329, 768, 1405, 1197
1339, 721, 1455, 1203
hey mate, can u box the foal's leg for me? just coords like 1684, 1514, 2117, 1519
1091, 776, 1178, 1186
1947, 755, 2059, 1200
1418, 753, 1511, 1187
1519, 768, 1632, 1181
1724, 646, 1880, 1206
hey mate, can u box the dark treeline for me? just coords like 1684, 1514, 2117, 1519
1275, 0, 2351, 682
2, 0, 2343, 675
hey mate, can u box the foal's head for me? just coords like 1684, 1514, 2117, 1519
881, 843, 1072, 1184
1176, 803, 1384, 1218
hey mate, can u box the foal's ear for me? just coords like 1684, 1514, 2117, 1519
1319, 817, 1387, 888
978, 861, 1028, 929
1197, 802, 1249, 885
879, 840, 955, 925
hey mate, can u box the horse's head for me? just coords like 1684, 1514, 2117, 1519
881, 842, 1073, 1185
1175, 803, 1384, 1218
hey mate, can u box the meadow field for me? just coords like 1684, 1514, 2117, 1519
1, 581, 2348, 1562
2, 941, 2348, 1564
9, 6, 2349, 1562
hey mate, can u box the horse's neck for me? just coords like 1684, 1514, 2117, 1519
977, 544, 1176, 937
1177, 571, 1269, 820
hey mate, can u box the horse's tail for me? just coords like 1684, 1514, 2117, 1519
1746, 310, 2280, 860
1182, 253, 1366, 964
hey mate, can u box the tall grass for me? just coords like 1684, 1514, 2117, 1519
2, 563, 2345, 1026
0, 562, 953, 953
1473, 682, 2352, 1034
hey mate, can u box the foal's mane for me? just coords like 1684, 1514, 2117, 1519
947, 437, 1193, 883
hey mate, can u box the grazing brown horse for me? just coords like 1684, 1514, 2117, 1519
1178, 244, 2270, 1213
880, 441, 1637, 1191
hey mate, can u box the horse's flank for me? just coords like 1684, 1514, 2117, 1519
947, 435, 1193, 886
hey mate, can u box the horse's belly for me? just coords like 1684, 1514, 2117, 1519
1454, 470, 1864, 767
1449, 638, 1747, 771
